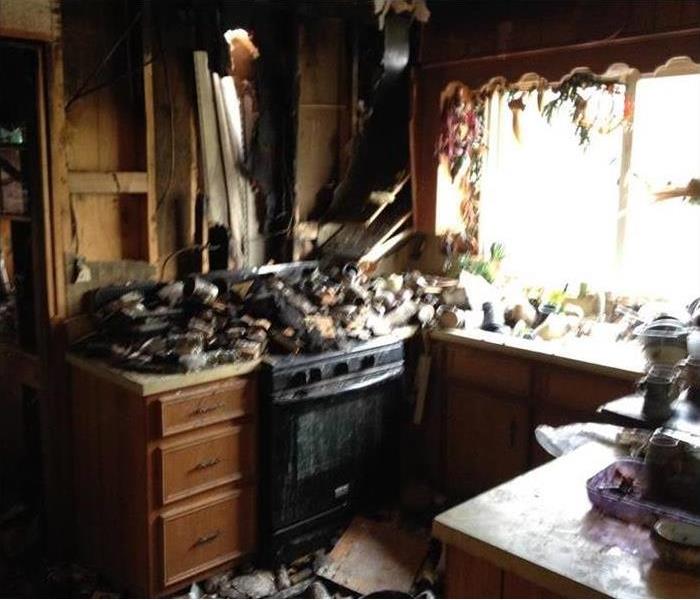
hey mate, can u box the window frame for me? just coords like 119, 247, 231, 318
614, 56, 700, 282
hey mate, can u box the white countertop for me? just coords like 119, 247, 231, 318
431, 328, 645, 380
66, 353, 261, 396
66, 324, 644, 397
433, 443, 700, 598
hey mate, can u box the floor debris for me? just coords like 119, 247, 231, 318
316, 516, 431, 596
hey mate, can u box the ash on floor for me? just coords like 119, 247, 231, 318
181, 514, 440, 600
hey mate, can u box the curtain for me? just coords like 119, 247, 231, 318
478, 88, 622, 291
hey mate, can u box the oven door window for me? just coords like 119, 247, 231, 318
270, 378, 400, 530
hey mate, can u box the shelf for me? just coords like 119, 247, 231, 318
0, 212, 31, 223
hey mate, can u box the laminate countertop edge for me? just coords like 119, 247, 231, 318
430, 329, 644, 381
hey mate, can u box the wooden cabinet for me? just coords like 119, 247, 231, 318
445, 383, 529, 497
69, 360, 258, 597
437, 341, 635, 500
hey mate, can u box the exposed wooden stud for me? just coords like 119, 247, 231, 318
67, 171, 149, 194
142, 2, 159, 265
46, 38, 69, 319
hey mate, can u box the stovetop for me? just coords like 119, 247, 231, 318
262, 334, 405, 392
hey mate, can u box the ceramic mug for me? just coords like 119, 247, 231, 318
645, 433, 683, 500
638, 366, 680, 421
677, 358, 700, 405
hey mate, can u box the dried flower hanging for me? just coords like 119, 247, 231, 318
436, 83, 487, 253
436, 84, 485, 182
540, 71, 627, 146
435, 70, 628, 257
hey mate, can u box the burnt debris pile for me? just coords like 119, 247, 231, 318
72, 265, 450, 373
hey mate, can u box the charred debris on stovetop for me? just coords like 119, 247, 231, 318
72, 263, 445, 374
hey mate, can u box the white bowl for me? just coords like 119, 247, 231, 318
652, 518, 700, 572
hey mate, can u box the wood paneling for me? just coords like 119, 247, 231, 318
445, 545, 502, 598
502, 571, 562, 598
294, 17, 351, 255
62, 0, 149, 263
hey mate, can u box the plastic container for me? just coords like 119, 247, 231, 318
586, 459, 700, 527
634, 319, 688, 366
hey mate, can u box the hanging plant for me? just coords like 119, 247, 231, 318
540, 71, 626, 147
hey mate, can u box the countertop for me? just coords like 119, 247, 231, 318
66, 353, 261, 396
599, 392, 700, 437
433, 443, 700, 598
65, 326, 418, 397
65, 324, 644, 396
431, 328, 645, 381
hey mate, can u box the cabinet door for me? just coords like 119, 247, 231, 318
445, 384, 529, 498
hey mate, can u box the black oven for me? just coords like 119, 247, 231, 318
260, 339, 404, 562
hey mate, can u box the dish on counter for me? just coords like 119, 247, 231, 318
652, 518, 700, 572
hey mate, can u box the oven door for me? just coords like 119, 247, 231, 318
267, 363, 403, 534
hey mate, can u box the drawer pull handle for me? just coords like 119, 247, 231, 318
191, 402, 224, 416
194, 530, 220, 546
193, 457, 221, 470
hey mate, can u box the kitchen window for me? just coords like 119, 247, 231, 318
441, 58, 700, 303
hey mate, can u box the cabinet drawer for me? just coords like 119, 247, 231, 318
161, 488, 256, 587
158, 378, 254, 437
159, 425, 255, 505
447, 346, 531, 397
536, 367, 633, 412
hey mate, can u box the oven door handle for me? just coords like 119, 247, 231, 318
273, 365, 403, 403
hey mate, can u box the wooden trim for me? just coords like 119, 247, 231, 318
36, 46, 56, 319
413, 28, 700, 234
67, 171, 149, 194
0, 27, 54, 41
142, 3, 158, 264
45, 39, 68, 319
420, 27, 700, 70
650, 55, 700, 76
614, 71, 639, 277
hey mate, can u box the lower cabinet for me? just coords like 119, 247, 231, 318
438, 342, 634, 499
70, 361, 258, 597
445, 384, 529, 497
